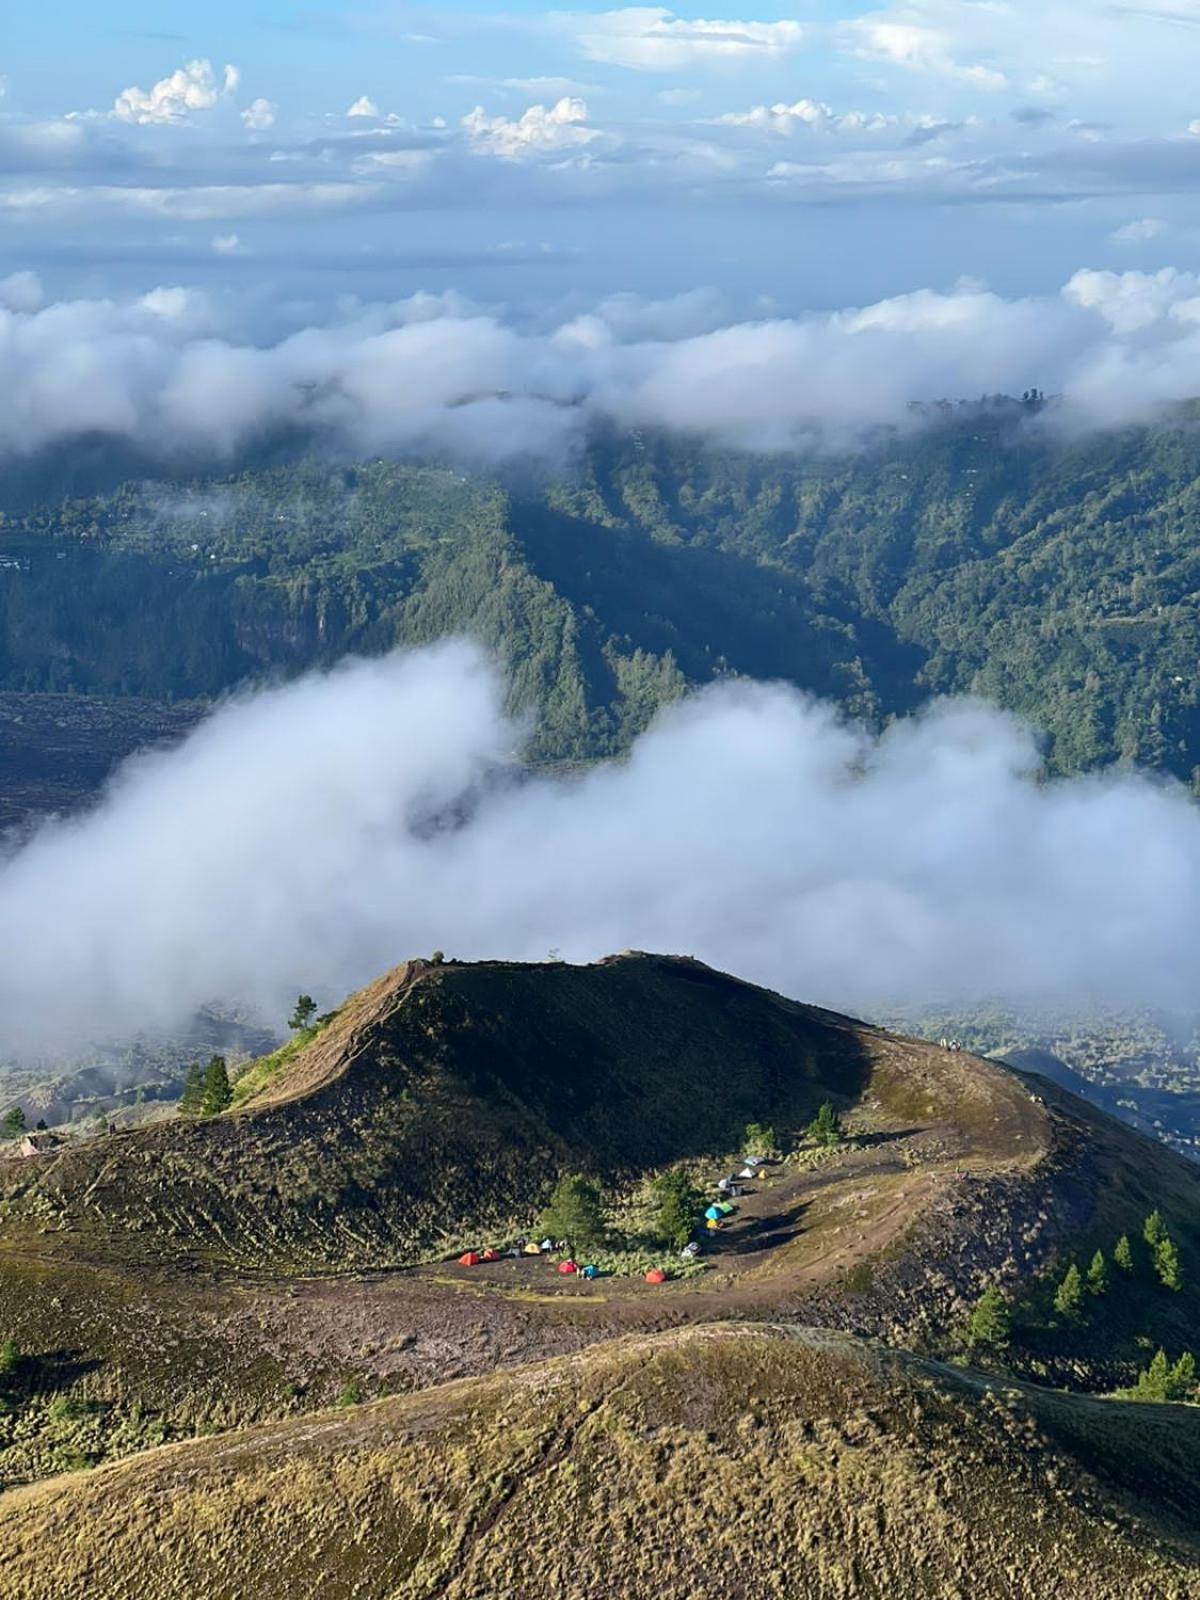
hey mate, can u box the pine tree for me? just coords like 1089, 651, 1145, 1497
651, 1168, 706, 1249
200, 1055, 232, 1117
1154, 1234, 1183, 1292
1168, 1351, 1196, 1399
807, 1102, 844, 1148
1113, 1234, 1134, 1274
1144, 1209, 1167, 1249
288, 994, 317, 1033
1053, 1262, 1084, 1319
966, 1284, 1011, 1351
743, 1122, 777, 1159
1134, 1349, 1171, 1401
179, 1061, 205, 1117
1086, 1249, 1109, 1297
538, 1174, 606, 1251
1, 1107, 25, 1138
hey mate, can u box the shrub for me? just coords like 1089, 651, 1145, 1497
650, 1168, 706, 1249
743, 1122, 777, 1158
966, 1284, 1011, 1351
806, 1102, 844, 1148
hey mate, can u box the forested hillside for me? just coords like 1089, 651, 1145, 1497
5, 408, 1200, 779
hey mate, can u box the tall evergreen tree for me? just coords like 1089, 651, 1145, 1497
1113, 1234, 1134, 1274
1154, 1235, 1183, 1292
966, 1284, 1011, 1352
651, 1168, 706, 1249
1144, 1209, 1167, 1250
200, 1055, 232, 1117
538, 1174, 606, 1251
806, 1102, 844, 1148
1053, 1263, 1084, 1319
1086, 1249, 1109, 1296
179, 1061, 205, 1117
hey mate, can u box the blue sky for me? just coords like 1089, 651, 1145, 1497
4, 3, 1200, 335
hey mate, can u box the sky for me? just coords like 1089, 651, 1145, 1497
6, 1, 1200, 314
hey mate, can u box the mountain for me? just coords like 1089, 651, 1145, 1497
7, 414, 1200, 824
2, 1323, 1196, 1600
0, 953, 1197, 1505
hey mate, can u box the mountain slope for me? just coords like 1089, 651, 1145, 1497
2, 1323, 1196, 1600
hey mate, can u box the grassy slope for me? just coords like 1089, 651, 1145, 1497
1, 1323, 1195, 1600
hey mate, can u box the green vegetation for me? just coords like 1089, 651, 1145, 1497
178, 1061, 205, 1118
1114, 1234, 1134, 1274
650, 1167, 706, 1249
199, 1056, 232, 1117
537, 1175, 606, 1252
966, 1284, 1011, 1353
1, 1108, 24, 1138
806, 1101, 845, 1148
288, 995, 317, 1033
1087, 1250, 1109, 1297
16, 415, 1200, 784
742, 1122, 777, 1158
1156, 1235, 1184, 1292
1130, 1348, 1198, 1403
1054, 1263, 1085, 1321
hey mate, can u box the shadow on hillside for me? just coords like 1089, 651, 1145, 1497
722, 1197, 813, 1256
852, 1128, 922, 1149
18, 1350, 102, 1394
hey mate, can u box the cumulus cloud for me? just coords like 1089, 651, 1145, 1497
112, 60, 240, 125
5, 638, 1200, 1056
558, 8, 804, 71
462, 97, 597, 159
241, 98, 277, 132
8, 268, 1200, 461
347, 95, 381, 119
844, 18, 1007, 88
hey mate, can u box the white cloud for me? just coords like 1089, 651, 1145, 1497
844, 18, 1007, 88
462, 97, 598, 159
210, 232, 243, 255
1111, 216, 1167, 243
558, 8, 804, 71
7, 638, 1200, 1054
241, 98, 277, 132
112, 60, 240, 125
347, 95, 381, 119
0, 269, 44, 313
715, 99, 909, 135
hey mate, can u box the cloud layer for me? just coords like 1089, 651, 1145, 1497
3, 639, 1200, 1058
7, 267, 1200, 461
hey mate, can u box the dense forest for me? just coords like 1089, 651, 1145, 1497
4, 408, 1200, 779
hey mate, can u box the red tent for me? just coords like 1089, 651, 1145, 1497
557, 1259, 578, 1274
644, 1268, 667, 1285
458, 1251, 481, 1267
481, 1248, 500, 1262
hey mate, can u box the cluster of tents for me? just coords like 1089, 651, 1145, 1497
702, 1153, 768, 1234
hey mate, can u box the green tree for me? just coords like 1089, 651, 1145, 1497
288, 994, 317, 1032
651, 1168, 706, 1249
200, 1055, 232, 1117
0, 1339, 21, 1376
1134, 1348, 1171, 1401
966, 1284, 1011, 1352
1, 1107, 25, 1138
1154, 1234, 1183, 1292
179, 1061, 205, 1117
743, 1122, 777, 1158
1113, 1234, 1134, 1275
806, 1102, 844, 1148
1169, 1351, 1197, 1399
1144, 1210, 1167, 1250
1086, 1249, 1109, 1297
538, 1174, 606, 1251
1053, 1263, 1085, 1320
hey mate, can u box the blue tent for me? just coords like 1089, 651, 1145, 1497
704, 1205, 723, 1221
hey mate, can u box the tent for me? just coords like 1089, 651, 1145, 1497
458, 1252, 481, 1267
523, 1242, 542, 1255
557, 1259, 578, 1275
481, 1248, 500, 1262
739, 1167, 757, 1179
742, 1155, 762, 1168
644, 1268, 667, 1285
718, 1201, 736, 1215
717, 1178, 731, 1193
680, 1242, 701, 1259
704, 1205, 723, 1221
581, 1264, 599, 1280
705, 1218, 721, 1230
540, 1238, 554, 1252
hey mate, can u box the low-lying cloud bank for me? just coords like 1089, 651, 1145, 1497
6, 266, 1200, 461
3, 638, 1200, 1058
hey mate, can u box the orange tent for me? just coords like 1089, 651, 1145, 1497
557, 1259, 578, 1275
458, 1251, 481, 1267
644, 1268, 667, 1285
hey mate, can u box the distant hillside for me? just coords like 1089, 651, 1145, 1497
7, 414, 1200, 786
3, 1323, 1196, 1600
